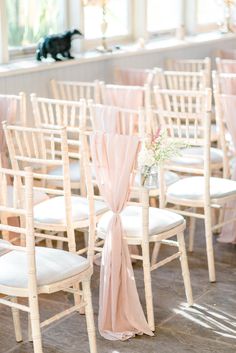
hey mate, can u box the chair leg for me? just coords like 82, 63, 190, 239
188, 216, 196, 252
28, 313, 32, 342
82, 279, 97, 353
74, 283, 85, 315
11, 297, 23, 342
28, 296, 43, 353
177, 232, 193, 306
141, 243, 155, 331
204, 206, 216, 282
151, 242, 161, 266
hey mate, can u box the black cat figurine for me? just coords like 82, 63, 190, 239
36, 29, 83, 61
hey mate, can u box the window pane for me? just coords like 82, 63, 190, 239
84, 0, 129, 39
147, 0, 182, 32
7, 0, 65, 47
197, 0, 222, 25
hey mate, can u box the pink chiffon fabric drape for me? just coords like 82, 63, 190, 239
0, 97, 17, 167
102, 85, 145, 110
218, 92, 236, 244
91, 132, 153, 340
217, 49, 236, 60
115, 68, 153, 86
91, 105, 139, 135
216, 59, 236, 73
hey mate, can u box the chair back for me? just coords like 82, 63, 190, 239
153, 68, 208, 90
0, 166, 38, 294
213, 71, 236, 178
50, 79, 101, 103
165, 57, 211, 85
0, 92, 27, 167
153, 88, 212, 177
100, 82, 151, 110
88, 102, 146, 136
114, 67, 154, 86
216, 57, 236, 73
215, 49, 236, 60
31, 94, 86, 130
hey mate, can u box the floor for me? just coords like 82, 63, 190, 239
0, 221, 235, 353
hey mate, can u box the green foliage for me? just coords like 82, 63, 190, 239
6, 0, 62, 47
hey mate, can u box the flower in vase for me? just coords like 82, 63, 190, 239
138, 129, 185, 186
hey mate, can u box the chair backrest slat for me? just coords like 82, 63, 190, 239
50, 79, 101, 103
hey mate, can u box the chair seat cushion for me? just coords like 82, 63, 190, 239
167, 176, 236, 201
34, 196, 107, 224
0, 247, 89, 288
134, 171, 179, 188
169, 147, 223, 166
97, 206, 184, 238
4, 185, 49, 207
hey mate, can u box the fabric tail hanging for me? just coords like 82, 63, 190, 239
90, 132, 153, 340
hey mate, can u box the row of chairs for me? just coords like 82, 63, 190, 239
1, 54, 236, 351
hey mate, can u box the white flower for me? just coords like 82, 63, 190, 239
138, 146, 155, 168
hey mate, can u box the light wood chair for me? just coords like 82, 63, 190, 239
31, 94, 87, 191
154, 88, 236, 283
114, 67, 154, 86
88, 101, 180, 204
89, 132, 193, 331
3, 124, 107, 252
164, 57, 211, 86
0, 166, 97, 353
215, 49, 236, 60
50, 79, 101, 103
152, 86, 224, 172
153, 68, 209, 90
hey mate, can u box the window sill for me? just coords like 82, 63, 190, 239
0, 31, 236, 78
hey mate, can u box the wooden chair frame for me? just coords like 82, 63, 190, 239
0, 166, 97, 353
164, 57, 211, 86
50, 79, 101, 103
154, 87, 236, 283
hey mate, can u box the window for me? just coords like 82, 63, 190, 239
6, 0, 66, 49
147, 0, 182, 34
83, 0, 129, 40
196, 0, 223, 31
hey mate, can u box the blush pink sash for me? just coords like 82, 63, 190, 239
91, 105, 140, 135
217, 49, 236, 60
0, 96, 17, 167
218, 94, 236, 243
91, 132, 153, 340
102, 85, 145, 110
115, 68, 153, 86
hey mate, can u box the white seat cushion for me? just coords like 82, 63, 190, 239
34, 196, 107, 224
97, 206, 184, 238
3, 185, 49, 207
167, 176, 236, 201
169, 147, 223, 166
0, 247, 89, 288
134, 171, 179, 188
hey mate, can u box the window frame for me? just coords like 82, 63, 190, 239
80, 0, 133, 51
195, 0, 222, 34
0, 0, 228, 64
146, 0, 185, 39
